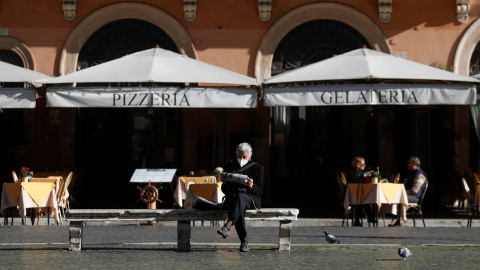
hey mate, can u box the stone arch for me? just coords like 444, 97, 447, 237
255, 2, 390, 81
454, 18, 480, 76
60, 2, 195, 75
0, 37, 36, 69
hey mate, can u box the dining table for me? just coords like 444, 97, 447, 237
34, 171, 70, 179
1, 182, 59, 225
174, 176, 217, 207
31, 176, 63, 195
344, 183, 408, 225
184, 183, 225, 209
33, 172, 71, 209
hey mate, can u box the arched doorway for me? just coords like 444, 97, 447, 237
455, 18, 480, 181
0, 50, 26, 180
268, 19, 376, 213
75, 19, 183, 208
0, 37, 37, 181
253, 3, 390, 212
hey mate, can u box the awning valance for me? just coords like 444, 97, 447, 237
47, 87, 257, 108
0, 89, 36, 108
264, 84, 476, 106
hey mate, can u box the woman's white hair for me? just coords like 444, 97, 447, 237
236, 142, 252, 155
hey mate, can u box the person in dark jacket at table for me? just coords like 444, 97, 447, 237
346, 157, 374, 226
216, 142, 264, 252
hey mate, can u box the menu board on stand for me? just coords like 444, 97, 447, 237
130, 169, 176, 209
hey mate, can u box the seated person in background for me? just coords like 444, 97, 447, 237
346, 157, 374, 226
389, 156, 427, 226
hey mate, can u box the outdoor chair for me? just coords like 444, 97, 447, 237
391, 172, 400, 183
466, 179, 479, 227
472, 172, 480, 184
3, 207, 17, 226
64, 172, 73, 210
458, 172, 476, 210
12, 171, 18, 182
4, 171, 20, 225
56, 172, 73, 224
467, 172, 477, 189
406, 180, 428, 227
462, 177, 474, 205
338, 171, 350, 226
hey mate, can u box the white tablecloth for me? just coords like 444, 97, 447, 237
1, 182, 59, 222
344, 183, 408, 222
174, 176, 217, 207
184, 183, 224, 209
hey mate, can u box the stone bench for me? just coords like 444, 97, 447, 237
65, 208, 299, 252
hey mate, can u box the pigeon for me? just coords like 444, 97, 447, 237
398, 247, 412, 260
324, 230, 340, 244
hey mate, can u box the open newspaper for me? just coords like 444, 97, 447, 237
221, 172, 249, 185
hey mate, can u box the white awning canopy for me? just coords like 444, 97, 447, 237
0, 89, 36, 108
0, 61, 52, 108
47, 87, 257, 108
265, 48, 478, 84
46, 48, 258, 86
0, 61, 52, 88
264, 84, 476, 106
264, 48, 478, 106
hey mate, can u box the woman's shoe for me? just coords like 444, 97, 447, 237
217, 226, 230, 239
388, 218, 400, 227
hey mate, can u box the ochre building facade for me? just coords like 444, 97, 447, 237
1, 1, 480, 213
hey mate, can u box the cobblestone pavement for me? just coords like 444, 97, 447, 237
0, 243, 479, 269
0, 224, 479, 269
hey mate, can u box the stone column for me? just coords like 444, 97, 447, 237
278, 220, 293, 251
177, 221, 192, 251
69, 221, 83, 251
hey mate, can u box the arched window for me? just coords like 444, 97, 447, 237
0, 49, 24, 88
78, 19, 178, 70
469, 43, 480, 76
272, 20, 370, 75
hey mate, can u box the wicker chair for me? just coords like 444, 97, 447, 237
406, 180, 428, 227
57, 172, 73, 224
393, 173, 400, 183
12, 171, 18, 182
466, 178, 479, 227
338, 171, 350, 226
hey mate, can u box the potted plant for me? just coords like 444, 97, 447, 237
214, 167, 223, 183
20, 167, 30, 182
